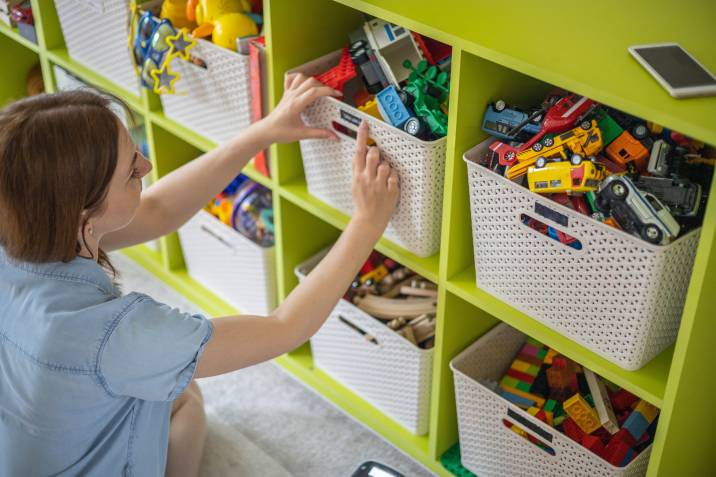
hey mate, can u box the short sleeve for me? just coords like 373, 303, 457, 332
99, 293, 213, 401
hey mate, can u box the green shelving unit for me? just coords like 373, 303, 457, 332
3, 1, 715, 475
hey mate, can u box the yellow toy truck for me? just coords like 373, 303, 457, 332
506, 120, 604, 180
527, 155, 607, 194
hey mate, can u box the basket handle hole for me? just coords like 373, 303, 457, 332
520, 213, 583, 251
337, 315, 379, 345
331, 121, 376, 146
503, 408, 556, 456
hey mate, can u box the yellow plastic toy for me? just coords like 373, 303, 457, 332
160, 0, 194, 30
506, 120, 604, 180
527, 156, 607, 194
186, 0, 257, 50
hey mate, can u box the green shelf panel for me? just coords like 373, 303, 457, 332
446, 266, 670, 407
332, 0, 716, 146
0, 33, 40, 107
279, 178, 440, 283
122, 245, 239, 317
46, 48, 144, 111
148, 111, 273, 189
0, 22, 40, 53
273, 353, 452, 477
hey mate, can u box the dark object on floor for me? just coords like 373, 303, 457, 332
351, 461, 404, 477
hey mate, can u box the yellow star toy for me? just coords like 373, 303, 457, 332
150, 62, 180, 95
166, 29, 196, 62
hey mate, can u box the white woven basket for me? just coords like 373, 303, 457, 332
290, 50, 447, 257
160, 37, 253, 144
295, 250, 433, 435
55, 0, 140, 95
451, 323, 652, 477
178, 210, 276, 314
464, 139, 700, 370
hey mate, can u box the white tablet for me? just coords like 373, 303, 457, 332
628, 43, 716, 98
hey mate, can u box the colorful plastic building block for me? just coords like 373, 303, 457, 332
376, 85, 413, 129
358, 97, 382, 119
584, 368, 619, 435
315, 47, 357, 93
622, 400, 658, 442
362, 18, 423, 86
563, 393, 601, 434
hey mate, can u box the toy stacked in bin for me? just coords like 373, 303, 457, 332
478, 92, 712, 246
494, 338, 658, 467
345, 251, 436, 349
314, 18, 451, 141
206, 174, 273, 247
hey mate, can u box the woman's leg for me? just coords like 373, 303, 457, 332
165, 380, 208, 477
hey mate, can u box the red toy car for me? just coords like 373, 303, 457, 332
521, 94, 597, 151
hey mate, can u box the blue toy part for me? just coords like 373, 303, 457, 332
222, 174, 250, 196
623, 411, 650, 442
231, 183, 274, 247
376, 85, 413, 128
482, 103, 542, 142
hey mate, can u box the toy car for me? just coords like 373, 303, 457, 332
481, 101, 542, 143
595, 175, 680, 245
647, 139, 671, 177
504, 120, 603, 179
605, 131, 649, 171
527, 155, 606, 194
604, 107, 649, 140
633, 176, 702, 217
520, 94, 597, 151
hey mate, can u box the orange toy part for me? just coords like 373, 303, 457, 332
605, 131, 649, 171
186, 0, 198, 21
315, 47, 357, 93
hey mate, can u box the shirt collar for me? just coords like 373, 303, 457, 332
0, 246, 118, 296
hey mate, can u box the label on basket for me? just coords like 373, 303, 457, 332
535, 202, 568, 227
340, 109, 362, 127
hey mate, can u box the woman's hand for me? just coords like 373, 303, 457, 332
260, 73, 342, 144
351, 121, 400, 239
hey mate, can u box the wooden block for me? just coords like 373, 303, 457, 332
563, 394, 601, 434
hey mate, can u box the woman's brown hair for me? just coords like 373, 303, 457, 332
0, 89, 133, 274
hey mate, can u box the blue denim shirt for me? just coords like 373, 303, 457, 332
0, 248, 213, 476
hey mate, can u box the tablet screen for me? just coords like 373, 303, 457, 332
633, 45, 716, 89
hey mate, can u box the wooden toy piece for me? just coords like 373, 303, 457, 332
563, 393, 601, 434
584, 368, 619, 434
409, 314, 435, 344
387, 316, 407, 330
400, 279, 438, 298
353, 294, 436, 320
398, 324, 417, 345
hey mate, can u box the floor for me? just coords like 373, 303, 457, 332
110, 251, 436, 477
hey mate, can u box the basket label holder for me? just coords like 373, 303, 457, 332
504, 408, 557, 456
336, 314, 380, 346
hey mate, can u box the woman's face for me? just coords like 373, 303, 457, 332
93, 123, 152, 235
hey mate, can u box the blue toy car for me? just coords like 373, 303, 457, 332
481, 100, 542, 143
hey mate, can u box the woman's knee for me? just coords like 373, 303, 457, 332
172, 380, 205, 416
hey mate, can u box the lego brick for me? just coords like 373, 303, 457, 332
610, 389, 639, 413
563, 394, 601, 434
500, 376, 520, 390
376, 85, 412, 128
527, 406, 540, 416
521, 343, 542, 357
500, 389, 535, 409
623, 410, 650, 442
358, 97, 381, 119
511, 359, 534, 374
544, 399, 558, 413
499, 385, 546, 408
529, 365, 549, 397
544, 348, 558, 364
562, 418, 585, 443
611, 428, 637, 448
582, 434, 606, 458
315, 47, 357, 93
633, 400, 659, 423
536, 348, 548, 360
527, 365, 541, 376
553, 414, 566, 427
604, 437, 633, 467
506, 368, 536, 384
517, 352, 544, 367
584, 368, 619, 434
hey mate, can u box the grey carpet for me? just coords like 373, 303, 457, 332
110, 252, 436, 477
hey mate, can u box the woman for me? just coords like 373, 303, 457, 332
0, 73, 399, 477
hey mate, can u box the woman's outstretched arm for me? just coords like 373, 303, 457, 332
102, 74, 340, 252
195, 122, 399, 378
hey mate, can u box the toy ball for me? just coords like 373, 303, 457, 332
212, 12, 258, 50
160, 0, 195, 30
189, 0, 245, 24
